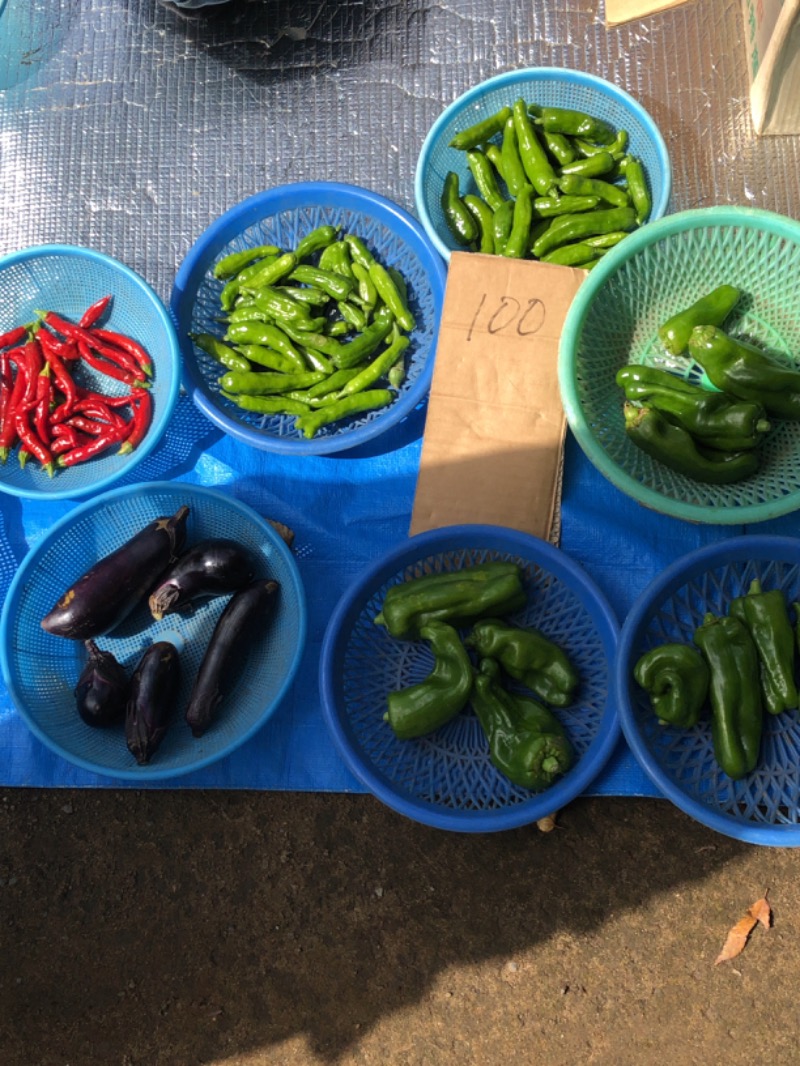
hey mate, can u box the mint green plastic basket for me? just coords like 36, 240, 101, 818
559, 207, 800, 525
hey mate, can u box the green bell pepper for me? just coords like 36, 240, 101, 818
657, 285, 741, 357
730, 579, 798, 716
465, 618, 579, 708
633, 642, 710, 728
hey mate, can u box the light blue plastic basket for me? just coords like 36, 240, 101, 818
171, 182, 447, 455
0, 481, 306, 781
320, 525, 620, 832
617, 535, 800, 846
415, 66, 671, 262
0, 245, 181, 501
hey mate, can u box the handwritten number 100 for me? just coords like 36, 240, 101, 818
466, 295, 546, 342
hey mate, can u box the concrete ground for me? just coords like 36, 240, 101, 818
2, 789, 799, 1065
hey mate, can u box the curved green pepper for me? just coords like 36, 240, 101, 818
616, 365, 771, 451
620, 156, 650, 223
374, 561, 526, 641
502, 184, 535, 259
448, 105, 512, 151
694, 612, 763, 780
532, 206, 637, 259
471, 658, 573, 790
688, 326, 800, 420
528, 103, 616, 145
557, 173, 631, 208
633, 642, 710, 727
463, 194, 496, 255
500, 116, 527, 198
623, 403, 759, 484
730, 579, 798, 716
441, 171, 478, 248
466, 148, 507, 212
465, 618, 578, 708
658, 285, 741, 357
384, 621, 473, 739
214, 244, 281, 280
512, 98, 557, 197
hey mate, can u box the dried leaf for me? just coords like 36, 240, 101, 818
715, 893, 771, 965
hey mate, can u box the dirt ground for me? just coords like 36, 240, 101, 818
2, 789, 799, 1066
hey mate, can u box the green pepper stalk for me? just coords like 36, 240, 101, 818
623, 403, 759, 484
657, 285, 741, 357
616, 365, 771, 451
693, 612, 763, 780
471, 658, 573, 790
730, 580, 798, 716
465, 618, 579, 708
384, 621, 473, 740
687, 326, 800, 420
633, 642, 710, 728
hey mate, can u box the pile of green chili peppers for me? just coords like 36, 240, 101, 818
617, 283, 800, 484
635, 579, 800, 780
440, 99, 651, 268
190, 225, 416, 439
375, 561, 580, 792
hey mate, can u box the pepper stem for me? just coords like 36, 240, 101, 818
541, 756, 561, 774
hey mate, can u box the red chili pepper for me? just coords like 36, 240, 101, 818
0, 355, 28, 460
91, 326, 153, 378
76, 338, 143, 387
76, 387, 135, 408
43, 312, 146, 379
47, 347, 80, 424
33, 364, 53, 446
50, 422, 84, 448
78, 295, 112, 329
56, 422, 127, 467
14, 404, 53, 475
73, 397, 126, 430
65, 415, 113, 437
16, 340, 43, 408
0, 325, 30, 351
119, 388, 152, 454
37, 326, 77, 360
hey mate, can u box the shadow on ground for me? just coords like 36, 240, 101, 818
0, 789, 747, 1064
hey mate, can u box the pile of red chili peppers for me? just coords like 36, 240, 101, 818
0, 295, 153, 476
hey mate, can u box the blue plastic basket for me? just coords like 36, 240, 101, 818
415, 66, 671, 262
0, 244, 181, 501
320, 525, 620, 832
0, 481, 306, 781
171, 182, 447, 456
617, 535, 800, 846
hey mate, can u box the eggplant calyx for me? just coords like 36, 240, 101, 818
148, 583, 181, 622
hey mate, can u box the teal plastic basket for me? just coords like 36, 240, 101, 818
559, 207, 800, 525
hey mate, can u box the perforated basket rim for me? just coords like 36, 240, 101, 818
170, 181, 447, 456
319, 523, 621, 833
414, 65, 673, 263
0, 243, 181, 501
616, 533, 800, 846
0, 480, 308, 781
559, 206, 800, 525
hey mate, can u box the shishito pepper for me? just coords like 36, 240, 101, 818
470, 658, 573, 790
693, 612, 763, 780
687, 326, 800, 420
465, 618, 578, 708
374, 561, 526, 641
658, 285, 741, 357
384, 621, 473, 739
633, 642, 710, 728
730, 580, 798, 716
616, 365, 771, 451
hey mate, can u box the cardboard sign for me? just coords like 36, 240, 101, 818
605, 0, 690, 25
742, 0, 800, 135
409, 253, 585, 544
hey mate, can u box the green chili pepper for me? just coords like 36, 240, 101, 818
288, 265, 355, 301
530, 103, 616, 145
235, 343, 307, 375
584, 230, 629, 249
384, 621, 474, 740
623, 403, 759, 483
658, 285, 741, 356
500, 116, 527, 198
293, 224, 339, 261
449, 105, 513, 151
512, 98, 557, 196
620, 156, 651, 223
190, 332, 251, 373
484, 143, 505, 181
694, 612, 763, 780
374, 561, 526, 641
219, 258, 278, 311
441, 171, 479, 248
294, 388, 394, 438
279, 285, 331, 307
336, 335, 409, 398
558, 151, 616, 178
368, 261, 415, 333
214, 244, 281, 280
250, 286, 321, 327
541, 242, 607, 267
730, 580, 798, 716
342, 234, 375, 270
634, 643, 710, 728
219, 369, 327, 395
224, 322, 307, 371
351, 261, 379, 312
321, 306, 395, 370
542, 130, 575, 166
466, 148, 507, 212
318, 239, 354, 277
502, 184, 535, 259
463, 194, 496, 254
221, 392, 311, 417
492, 200, 515, 255
299, 366, 362, 399
470, 658, 573, 791
337, 300, 367, 332
466, 618, 579, 708
531, 206, 637, 258
557, 173, 631, 208
239, 251, 298, 293
532, 195, 600, 217
615, 365, 771, 451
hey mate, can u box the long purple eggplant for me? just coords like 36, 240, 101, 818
148, 538, 255, 621
74, 640, 129, 728
125, 641, 181, 765
41, 506, 190, 640
185, 579, 280, 738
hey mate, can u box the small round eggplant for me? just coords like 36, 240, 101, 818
125, 641, 181, 766
74, 640, 129, 728
148, 538, 255, 621
41, 506, 190, 641
185, 579, 280, 738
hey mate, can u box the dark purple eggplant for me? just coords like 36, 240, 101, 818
148, 538, 255, 621
125, 641, 181, 765
185, 579, 280, 738
74, 640, 129, 728
41, 506, 190, 641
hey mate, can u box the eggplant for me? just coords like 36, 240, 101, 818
41, 506, 190, 640
148, 538, 255, 621
125, 641, 181, 765
74, 640, 129, 728
185, 579, 280, 738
